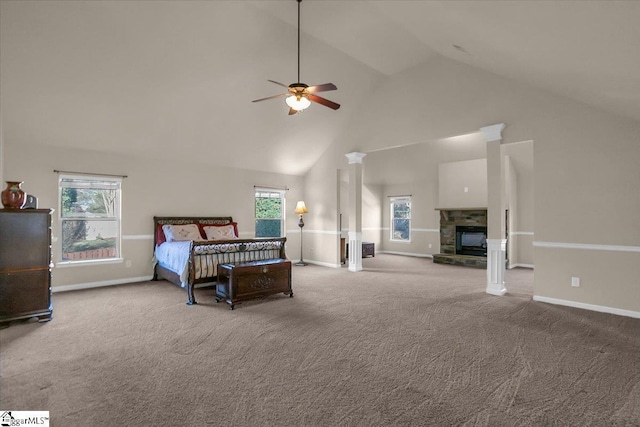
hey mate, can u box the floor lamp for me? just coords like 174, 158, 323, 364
295, 201, 308, 266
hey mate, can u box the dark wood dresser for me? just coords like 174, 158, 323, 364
0, 209, 53, 325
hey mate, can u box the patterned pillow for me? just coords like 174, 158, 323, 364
162, 224, 203, 242
203, 224, 238, 240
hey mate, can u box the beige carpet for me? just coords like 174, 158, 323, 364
1, 254, 638, 426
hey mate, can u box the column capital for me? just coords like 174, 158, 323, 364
480, 123, 506, 142
345, 152, 367, 164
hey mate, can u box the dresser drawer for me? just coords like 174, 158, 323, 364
0, 269, 52, 322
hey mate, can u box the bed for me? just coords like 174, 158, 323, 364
152, 216, 287, 305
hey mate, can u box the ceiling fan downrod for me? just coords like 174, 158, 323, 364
296, 0, 302, 85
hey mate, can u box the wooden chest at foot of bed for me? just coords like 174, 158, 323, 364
216, 259, 293, 310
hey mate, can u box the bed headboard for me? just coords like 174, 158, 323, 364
153, 216, 234, 246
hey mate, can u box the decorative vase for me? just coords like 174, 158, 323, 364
1, 181, 26, 209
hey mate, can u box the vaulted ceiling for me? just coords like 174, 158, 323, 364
2, 1, 639, 176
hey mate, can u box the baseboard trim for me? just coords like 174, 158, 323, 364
52, 275, 154, 293
509, 263, 534, 269
378, 251, 433, 258
533, 241, 640, 253
533, 295, 640, 319
299, 259, 341, 269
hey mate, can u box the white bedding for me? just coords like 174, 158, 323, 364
154, 241, 236, 287
154, 239, 284, 288
155, 241, 192, 285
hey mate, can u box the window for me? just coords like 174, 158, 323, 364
255, 189, 285, 238
390, 196, 411, 242
58, 174, 122, 262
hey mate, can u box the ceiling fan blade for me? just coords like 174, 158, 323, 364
307, 83, 337, 93
268, 80, 290, 88
252, 93, 288, 103
308, 94, 340, 110
288, 108, 299, 116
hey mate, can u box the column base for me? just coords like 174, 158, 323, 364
486, 239, 507, 296
486, 287, 507, 296
348, 232, 363, 272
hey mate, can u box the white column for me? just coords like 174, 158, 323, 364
348, 231, 363, 272
345, 152, 366, 272
486, 239, 507, 295
481, 123, 507, 296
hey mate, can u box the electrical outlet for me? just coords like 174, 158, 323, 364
571, 276, 580, 287
464, 187, 469, 193
125, 260, 132, 268
428, 243, 432, 249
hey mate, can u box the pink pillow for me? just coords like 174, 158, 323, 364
156, 223, 166, 245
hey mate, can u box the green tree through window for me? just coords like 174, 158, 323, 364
255, 190, 284, 238
59, 175, 121, 261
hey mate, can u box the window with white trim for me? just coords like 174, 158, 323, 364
390, 196, 411, 242
58, 174, 122, 262
255, 189, 285, 238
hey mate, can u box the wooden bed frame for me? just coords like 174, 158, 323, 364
152, 216, 287, 305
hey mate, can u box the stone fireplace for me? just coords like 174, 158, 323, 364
433, 209, 487, 268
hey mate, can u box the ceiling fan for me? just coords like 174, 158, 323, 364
252, 0, 340, 115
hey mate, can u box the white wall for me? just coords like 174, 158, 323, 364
438, 158, 487, 209
3, 142, 304, 289
301, 145, 340, 267
310, 55, 640, 315
503, 141, 534, 268
362, 183, 382, 248
2, 11, 637, 315
356, 134, 488, 258
336, 131, 535, 262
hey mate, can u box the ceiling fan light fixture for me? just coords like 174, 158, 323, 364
285, 94, 311, 111
251, 0, 339, 114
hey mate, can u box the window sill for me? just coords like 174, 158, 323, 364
389, 239, 412, 244
55, 258, 124, 268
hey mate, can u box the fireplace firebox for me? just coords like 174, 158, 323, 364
455, 226, 487, 257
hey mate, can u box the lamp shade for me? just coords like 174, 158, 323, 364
294, 201, 308, 214
286, 95, 311, 111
